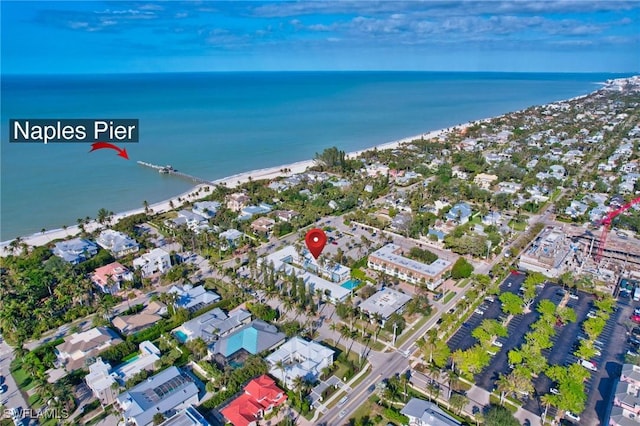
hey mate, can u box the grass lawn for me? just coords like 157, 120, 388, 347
456, 278, 469, 288
508, 220, 527, 231
396, 315, 430, 347
443, 291, 456, 304
10, 366, 35, 391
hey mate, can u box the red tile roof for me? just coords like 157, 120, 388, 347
221, 375, 287, 426
221, 394, 262, 426
245, 375, 287, 408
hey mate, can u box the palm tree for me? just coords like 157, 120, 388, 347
450, 393, 468, 415
292, 375, 306, 402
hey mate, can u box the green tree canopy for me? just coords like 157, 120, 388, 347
451, 257, 474, 279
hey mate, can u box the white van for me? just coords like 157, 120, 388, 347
580, 359, 597, 371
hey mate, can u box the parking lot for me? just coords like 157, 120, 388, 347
445, 270, 632, 425
447, 272, 526, 354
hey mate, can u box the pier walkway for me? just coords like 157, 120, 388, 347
137, 161, 214, 185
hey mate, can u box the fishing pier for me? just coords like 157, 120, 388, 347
137, 161, 214, 185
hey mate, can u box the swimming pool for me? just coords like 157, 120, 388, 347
341, 279, 360, 290
174, 330, 188, 343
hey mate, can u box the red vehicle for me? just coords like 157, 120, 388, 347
510, 270, 522, 275
631, 315, 640, 323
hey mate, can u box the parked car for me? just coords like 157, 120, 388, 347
631, 315, 640, 323
569, 292, 579, 300
492, 340, 503, 348
565, 411, 581, 422
550, 387, 560, 395
580, 359, 597, 371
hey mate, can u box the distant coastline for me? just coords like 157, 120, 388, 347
0, 126, 453, 254
2, 71, 627, 242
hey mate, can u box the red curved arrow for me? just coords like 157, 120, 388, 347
89, 142, 129, 160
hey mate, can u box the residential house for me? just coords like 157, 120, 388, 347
240, 203, 273, 220
219, 229, 244, 248
56, 327, 123, 372
266, 337, 335, 389
482, 212, 503, 226
451, 167, 468, 180
390, 213, 412, 234
211, 320, 286, 362
166, 210, 208, 232
368, 244, 452, 290
112, 301, 168, 335
359, 287, 412, 324
227, 193, 251, 212
497, 182, 523, 195
565, 201, 589, 218
92, 261, 133, 294
400, 397, 461, 426
174, 308, 251, 344
251, 217, 276, 235
192, 201, 221, 219
85, 358, 118, 406
272, 210, 299, 222
550, 165, 566, 180
364, 163, 390, 177
221, 375, 287, 426
132, 248, 171, 278
167, 284, 221, 312
52, 238, 98, 264
86, 341, 162, 405
445, 203, 472, 224
116, 367, 200, 426
96, 229, 139, 258
158, 406, 210, 426
473, 173, 498, 190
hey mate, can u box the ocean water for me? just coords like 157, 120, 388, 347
0, 71, 628, 240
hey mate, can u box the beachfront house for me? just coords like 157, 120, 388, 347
52, 238, 98, 264
91, 261, 133, 294
192, 201, 221, 219
96, 229, 140, 258
132, 248, 171, 278
227, 193, 250, 212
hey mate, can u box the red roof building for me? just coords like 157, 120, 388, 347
221, 375, 287, 426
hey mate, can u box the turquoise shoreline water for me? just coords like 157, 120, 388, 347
0, 71, 630, 240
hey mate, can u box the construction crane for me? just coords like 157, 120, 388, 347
595, 196, 640, 263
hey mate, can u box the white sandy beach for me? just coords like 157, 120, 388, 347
0, 126, 459, 256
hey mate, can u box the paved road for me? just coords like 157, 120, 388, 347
317, 287, 472, 425
0, 339, 31, 424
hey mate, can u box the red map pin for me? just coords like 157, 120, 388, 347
305, 228, 327, 259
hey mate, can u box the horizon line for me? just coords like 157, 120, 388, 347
3, 70, 638, 77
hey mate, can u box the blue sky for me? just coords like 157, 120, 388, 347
2, 1, 639, 74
